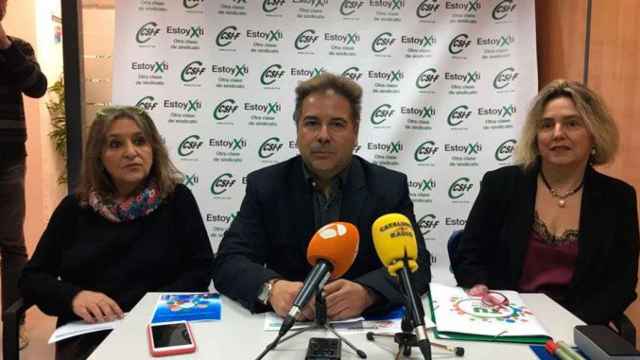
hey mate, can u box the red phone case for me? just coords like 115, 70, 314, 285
146, 322, 197, 357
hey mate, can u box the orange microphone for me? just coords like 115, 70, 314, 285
279, 222, 359, 336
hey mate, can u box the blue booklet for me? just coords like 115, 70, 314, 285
150, 293, 222, 324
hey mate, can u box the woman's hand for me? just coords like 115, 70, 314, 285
71, 290, 124, 323
468, 284, 504, 306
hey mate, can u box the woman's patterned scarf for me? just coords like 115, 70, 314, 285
88, 180, 162, 222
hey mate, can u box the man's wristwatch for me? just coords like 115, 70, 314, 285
257, 279, 278, 305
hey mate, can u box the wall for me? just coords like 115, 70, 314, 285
537, 0, 640, 346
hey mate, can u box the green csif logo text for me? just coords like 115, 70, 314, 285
178, 135, 203, 157
416, 68, 439, 89
372, 32, 396, 53
495, 139, 516, 161
263, 0, 286, 13
447, 105, 471, 126
136, 96, 158, 111
492, 0, 516, 20
342, 66, 363, 81
258, 137, 284, 159
211, 173, 236, 195
136, 21, 160, 44
340, 0, 364, 16
261, 64, 285, 85
181, 61, 206, 82
216, 25, 241, 47
414, 140, 439, 162
416, 0, 441, 18
418, 214, 439, 236
213, 99, 239, 120
448, 177, 473, 199
295, 29, 319, 50
371, 104, 395, 125
493, 67, 519, 89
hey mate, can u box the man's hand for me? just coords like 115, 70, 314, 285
323, 279, 376, 320
269, 280, 315, 320
467, 283, 502, 306
71, 290, 124, 324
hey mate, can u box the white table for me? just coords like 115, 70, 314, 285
89, 293, 584, 359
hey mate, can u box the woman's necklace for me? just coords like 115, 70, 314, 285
540, 170, 584, 208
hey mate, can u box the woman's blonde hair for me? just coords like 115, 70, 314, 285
77, 106, 182, 202
514, 79, 619, 169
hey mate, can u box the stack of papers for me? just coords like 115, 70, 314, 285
429, 283, 551, 344
48, 318, 123, 344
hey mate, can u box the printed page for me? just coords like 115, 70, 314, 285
430, 283, 550, 338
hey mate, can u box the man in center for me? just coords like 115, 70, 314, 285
213, 72, 430, 320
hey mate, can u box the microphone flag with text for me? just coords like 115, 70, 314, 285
372, 213, 431, 359
278, 221, 359, 338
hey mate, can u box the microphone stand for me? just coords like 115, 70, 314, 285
274, 285, 368, 359
365, 258, 464, 359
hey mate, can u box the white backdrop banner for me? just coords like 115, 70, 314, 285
112, 0, 537, 284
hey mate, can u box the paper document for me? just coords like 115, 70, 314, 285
48, 318, 123, 344
429, 283, 551, 343
150, 293, 221, 324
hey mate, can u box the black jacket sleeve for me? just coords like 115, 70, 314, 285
158, 185, 214, 292
352, 175, 431, 313
0, 38, 48, 98
569, 185, 639, 324
19, 196, 82, 318
452, 170, 509, 288
212, 175, 283, 313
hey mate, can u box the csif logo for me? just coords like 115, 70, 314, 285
341, 66, 363, 81
245, 101, 281, 114
216, 25, 241, 47
261, 64, 285, 85
414, 140, 439, 162
183, 173, 199, 187
181, 61, 206, 82
340, 0, 364, 16
131, 61, 168, 74
493, 67, 519, 89
212, 64, 248, 78
417, 214, 439, 236
445, 71, 480, 84
213, 99, 239, 120
401, 105, 435, 119
210, 173, 236, 195
492, 0, 516, 20
183, 0, 204, 9
295, 29, 319, 50
367, 141, 403, 154
448, 177, 473, 199
258, 137, 284, 159
178, 135, 203, 157
263, 0, 286, 13
135, 96, 159, 112
416, 0, 440, 18
449, 33, 471, 54
447, 105, 471, 126
416, 68, 439, 89
409, 178, 436, 192
495, 139, 516, 161
136, 21, 160, 44
371, 32, 396, 53
477, 34, 515, 48
370, 104, 395, 125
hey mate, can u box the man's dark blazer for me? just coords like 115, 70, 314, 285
453, 163, 639, 325
213, 155, 431, 313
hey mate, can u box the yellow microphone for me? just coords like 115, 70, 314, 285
371, 213, 419, 276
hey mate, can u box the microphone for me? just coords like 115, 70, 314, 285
372, 213, 431, 360
279, 221, 359, 337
